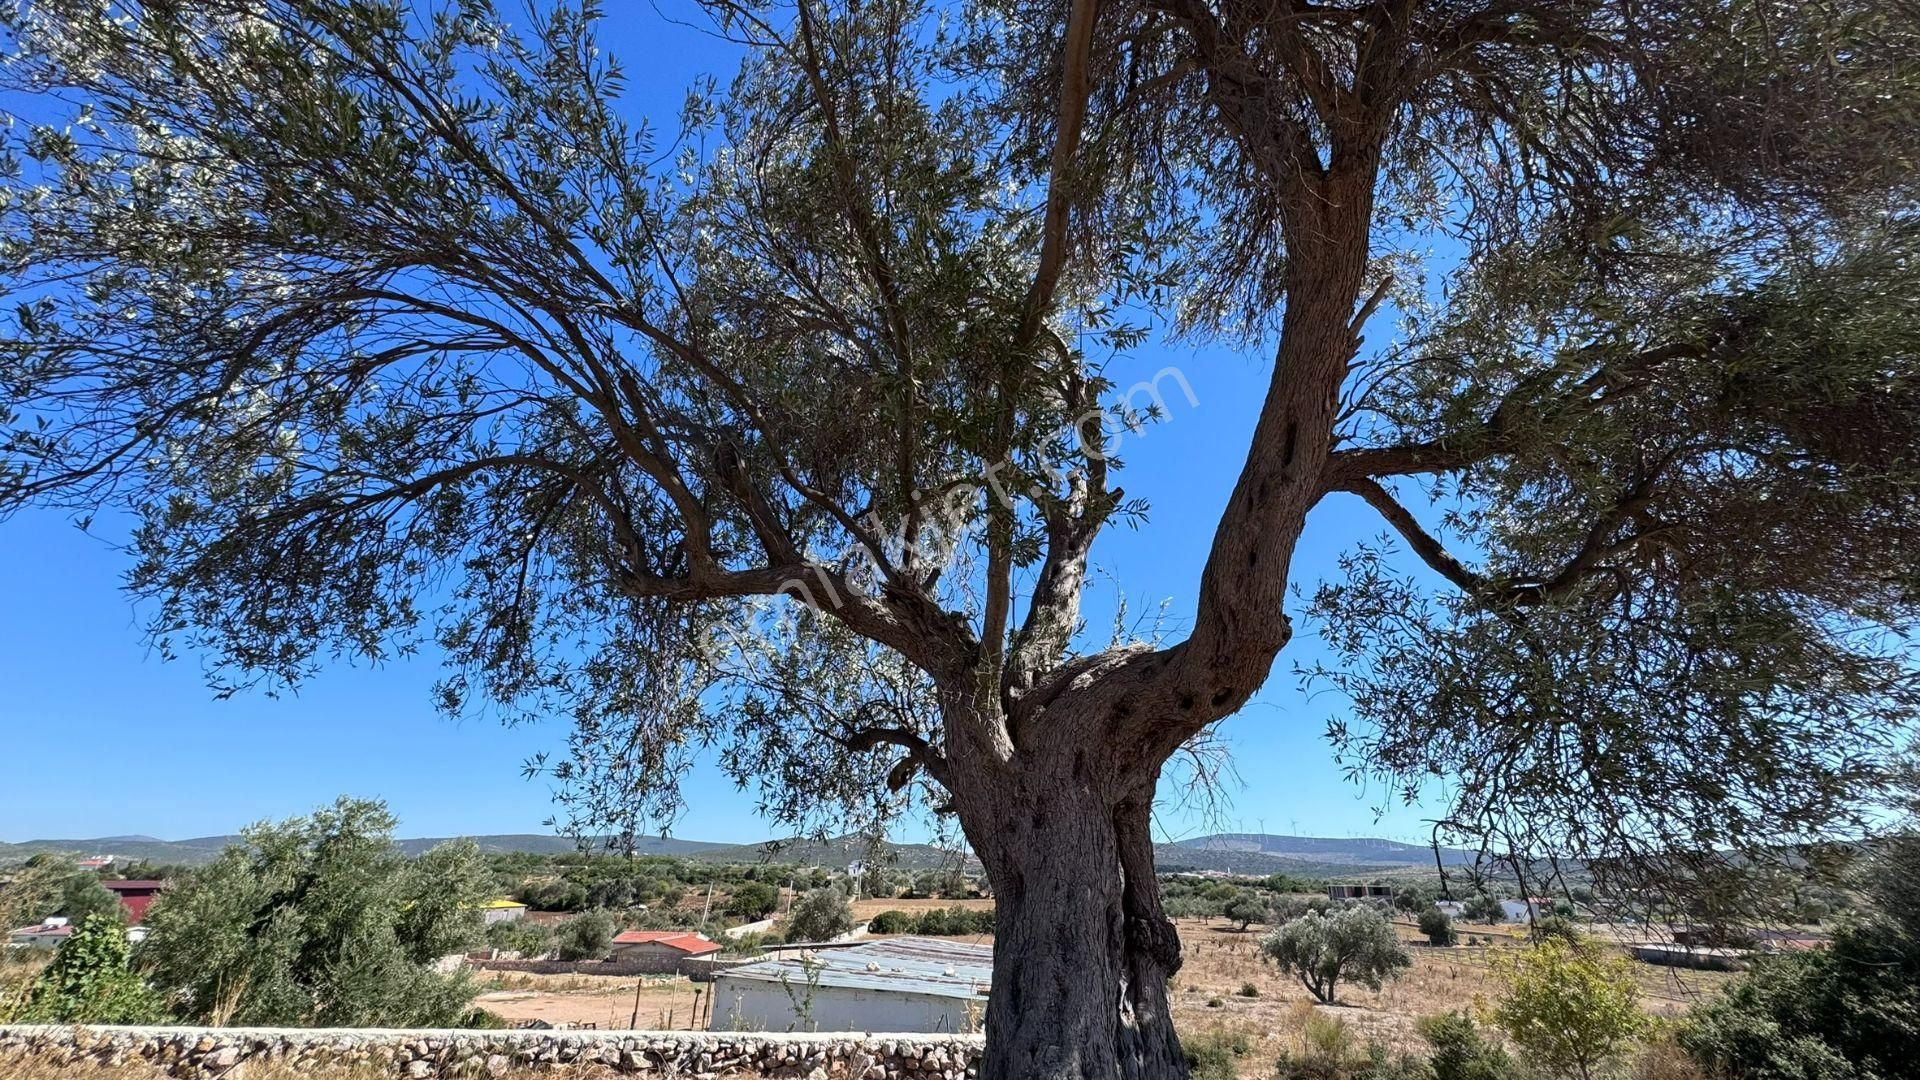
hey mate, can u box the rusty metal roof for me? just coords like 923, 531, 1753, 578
714, 937, 992, 1000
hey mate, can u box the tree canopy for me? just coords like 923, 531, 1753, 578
1260, 904, 1411, 1004
3, 0, 1918, 1074
138, 797, 488, 1027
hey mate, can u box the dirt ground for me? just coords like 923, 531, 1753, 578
850, 896, 995, 920
474, 972, 720, 1032
469, 913, 1732, 1072
1167, 916, 1734, 1072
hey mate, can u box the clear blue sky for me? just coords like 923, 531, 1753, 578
0, 6, 1444, 849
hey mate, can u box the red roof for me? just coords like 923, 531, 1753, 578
610, 930, 723, 955
10, 923, 75, 939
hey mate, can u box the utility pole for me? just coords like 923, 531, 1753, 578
700, 876, 715, 924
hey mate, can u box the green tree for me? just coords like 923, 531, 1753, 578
139, 797, 486, 1027
17, 915, 163, 1025
55, 874, 125, 926
554, 909, 616, 961
0, 859, 74, 933
485, 918, 554, 958
784, 887, 855, 943
1223, 891, 1268, 931
1491, 938, 1646, 1080
5, 1, 1920, 1074
1462, 894, 1505, 925
1679, 830, 1920, 1079
727, 882, 781, 921
1418, 907, 1456, 947
1260, 906, 1410, 1004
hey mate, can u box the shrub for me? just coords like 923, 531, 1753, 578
867, 909, 914, 934
139, 797, 487, 1027
783, 887, 854, 942
1677, 831, 1920, 1080
1491, 937, 1645, 1080
725, 882, 780, 921
1418, 906, 1457, 946
1417, 1011, 1517, 1080
1275, 1011, 1427, 1080
1182, 1029, 1250, 1080
14, 915, 162, 1024
1261, 906, 1411, 1003
1462, 894, 1505, 924
1238, 981, 1260, 997
555, 909, 616, 961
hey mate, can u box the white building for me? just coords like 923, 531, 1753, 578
479, 899, 529, 925
712, 937, 990, 1034
8, 916, 74, 949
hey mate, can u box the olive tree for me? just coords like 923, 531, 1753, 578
3, 0, 1920, 1076
1260, 905, 1410, 1003
138, 798, 489, 1027
783, 886, 855, 942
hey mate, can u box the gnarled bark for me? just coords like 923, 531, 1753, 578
953, 730, 1188, 1080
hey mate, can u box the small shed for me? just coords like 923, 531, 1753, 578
711, 936, 991, 1034
479, 899, 529, 924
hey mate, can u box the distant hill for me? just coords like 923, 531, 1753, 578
1167, 834, 1466, 864
2, 828, 1468, 876
0, 832, 729, 867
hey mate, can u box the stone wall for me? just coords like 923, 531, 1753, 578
0, 1025, 984, 1078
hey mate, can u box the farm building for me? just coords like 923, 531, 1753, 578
8, 916, 75, 949
102, 880, 164, 924
1327, 884, 1395, 901
609, 929, 723, 962
479, 899, 529, 924
711, 937, 991, 1034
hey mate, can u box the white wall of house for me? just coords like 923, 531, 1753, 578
710, 977, 981, 1035
1500, 900, 1543, 923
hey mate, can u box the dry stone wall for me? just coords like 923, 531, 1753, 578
0, 1025, 985, 1078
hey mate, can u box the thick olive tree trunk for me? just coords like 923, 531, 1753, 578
956, 753, 1187, 1080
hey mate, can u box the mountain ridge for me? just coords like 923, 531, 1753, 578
1, 830, 1461, 876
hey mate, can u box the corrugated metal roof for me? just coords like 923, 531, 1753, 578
714, 937, 992, 1000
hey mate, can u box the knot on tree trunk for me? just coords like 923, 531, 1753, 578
1125, 909, 1183, 975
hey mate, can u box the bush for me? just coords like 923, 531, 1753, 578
14, 915, 162, 1024
865, 905, 993, 936
1418, 1011, 1517, 1080
726, 882, 780, 921
555, 909, 616, 961
784, 887, 855, 942
1462, 894, 1505, 923
1238, 981, 1260, 997
867, 909, 914, 934
485, 918, 554, 958
1183, 1028, 1251, 1080
1418, 906, 1457, 946
1491, 937, 1645, 1080
139, 797, 487, 1027
1261, 906, 1411, 1004
1676, 832, 1920, 1080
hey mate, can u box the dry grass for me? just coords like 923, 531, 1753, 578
475, 973, 718, 1031
849, 897, 995, 920
1166, 917, 1734, 1077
